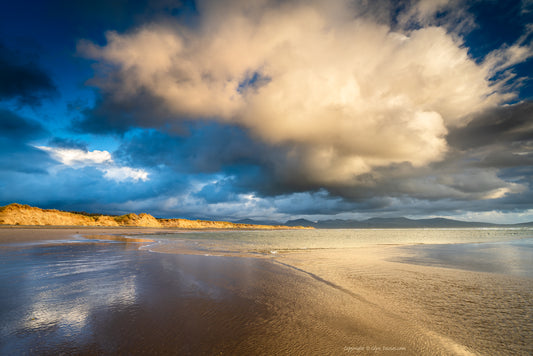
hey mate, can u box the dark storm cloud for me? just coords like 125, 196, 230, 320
308, 102, 533, 217
446, 101, 533, 178
269, 190, 361, 216
115, 123, 271, 172
114, 123, 365, 199
194, 177, 240, 204
0, 109, 52, 174
73, 91, 177, 134
0, 43, 57, 106
0, 109, 46, 140
76, 93, 331, 195
323, 101, 533, 205
448, 101, 533, 151
110, 105, 533, 218
114, 123, 291, 195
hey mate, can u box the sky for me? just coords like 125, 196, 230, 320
1, 0, 532, 223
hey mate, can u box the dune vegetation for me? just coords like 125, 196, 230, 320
0, 203, 310, 230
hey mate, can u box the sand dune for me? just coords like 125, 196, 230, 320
0, 203, 309, 230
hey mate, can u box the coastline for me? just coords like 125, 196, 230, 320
0, 226, 168, 243
1, 227, 531, 355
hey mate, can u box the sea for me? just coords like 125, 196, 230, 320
145, 228, 533, 277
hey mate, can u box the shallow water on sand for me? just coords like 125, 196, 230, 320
0, 241, 292, 354
393, 238, 533, 278
0, 238, 459, 355
146, 228, 533, 355
1, 228, 532, 355
151, 228, 533, 276
154, 227, 532, 247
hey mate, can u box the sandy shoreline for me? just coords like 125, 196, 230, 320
1, 227, 531, 355
0, 226, 170, 242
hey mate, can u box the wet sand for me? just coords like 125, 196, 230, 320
279, 246, 533, 355
0, 226, 168, 243
1, 227, 531, 355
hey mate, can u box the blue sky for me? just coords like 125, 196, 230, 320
1, 0, 532, 223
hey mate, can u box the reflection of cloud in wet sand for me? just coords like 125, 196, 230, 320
83, 234, 155, 243
2, 243, 139, 347
22, 275, 138, 334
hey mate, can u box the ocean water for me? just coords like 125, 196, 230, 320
152, 227, 532, 248
394, 238, 533, 278
147, 228, 533, 277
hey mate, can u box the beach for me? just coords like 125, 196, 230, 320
1, 227, 531, 355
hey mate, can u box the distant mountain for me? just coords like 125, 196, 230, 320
234, 218, 283, 226
285, 219, 319, 228
511, 221, 533, 228
284, 217, 533, 229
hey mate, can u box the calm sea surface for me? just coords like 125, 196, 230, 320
152, 227, 532, 248
148, 228, 533, 277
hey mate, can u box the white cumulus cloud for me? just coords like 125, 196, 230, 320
103, 166, 149, 183
36, 146, 112, 165
78, 0, 531, 187
36, 146, 149, 183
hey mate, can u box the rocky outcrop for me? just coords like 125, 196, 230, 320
0, 203, 311, 229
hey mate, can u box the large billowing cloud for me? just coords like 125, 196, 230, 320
43, 0, 531, 222
78, 0, 529, 190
